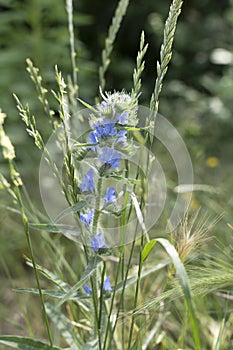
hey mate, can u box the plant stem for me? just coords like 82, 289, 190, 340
127, 233, 144, 349
90, 259, 101, 346
93, 177, 103, 234
102, 249, 123, 349
10, 163, 53, 348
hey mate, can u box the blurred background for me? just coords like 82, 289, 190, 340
0, 0, 232, 338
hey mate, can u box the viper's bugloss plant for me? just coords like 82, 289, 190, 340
1, 0, 233, 350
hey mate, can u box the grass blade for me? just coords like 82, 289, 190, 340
156, 238, 201, 350
142, 239, 157, 262
0, 336, 62, 350
29, 223, 81, 242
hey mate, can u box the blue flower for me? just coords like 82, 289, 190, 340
117, 111, 129, 125
104, 187, 117, 204
94, 120, 117, 139
98, 147, 122, 169
90, 232, 106, 253
80, 169, 95, 192
103, 276, 112, 292
80, 208, 94, 226
88, 131, 98, 150
83, 284, 92, 295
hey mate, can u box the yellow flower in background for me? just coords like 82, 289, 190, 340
189, 198, 199, 210
206, 156, 219, 168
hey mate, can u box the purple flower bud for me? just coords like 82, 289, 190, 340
83, 284, 92, 295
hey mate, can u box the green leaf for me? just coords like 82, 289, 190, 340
14, 287, 91, 312
29, 223, 81, 242
53, 201, 87, 222
130, 192, 148, 237
46, 303, 82, 349
0, 336, 62, 350
25, 258, 71, 291
77, 98, 98, 113
142, 239, 157, 262
14, 288, 71, 299
156, 238, 201, 350
214, 318, 225, 350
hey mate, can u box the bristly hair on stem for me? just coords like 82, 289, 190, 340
150, 0, 183, 118
99, 0, 130, 92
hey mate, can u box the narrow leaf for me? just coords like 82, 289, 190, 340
54, 201, 86, 222
14, 288, 72, 299
142, 240, 157, 262
29, 223, 81, 242
0, 336, 62, 350
156, 238, 201, 350
25, 258, 71, 291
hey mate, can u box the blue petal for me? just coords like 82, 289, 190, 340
88, 131, 98, 150
80, 208, 94, 226
103, 276, 112, 292
117, 111, 129, 125
104, 187, 116, 204
98, 147, 122, 169
90, 232, 106, 252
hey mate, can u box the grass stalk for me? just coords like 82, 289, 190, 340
66, 0, 78, 91
150, 0, 183, 121
9, 162, 54, 349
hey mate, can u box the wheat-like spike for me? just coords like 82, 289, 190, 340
26, 59, 54, 119
132, 31, 148, 102
99, 0, 129, 91
150, 0, 183, 117
13, 94, 44, 151
134, 264, 233, 315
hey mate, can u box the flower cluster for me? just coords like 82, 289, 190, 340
91, 91, 138, 127
77, 91, 137, 258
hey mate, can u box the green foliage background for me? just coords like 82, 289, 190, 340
0, 0, 232, 346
